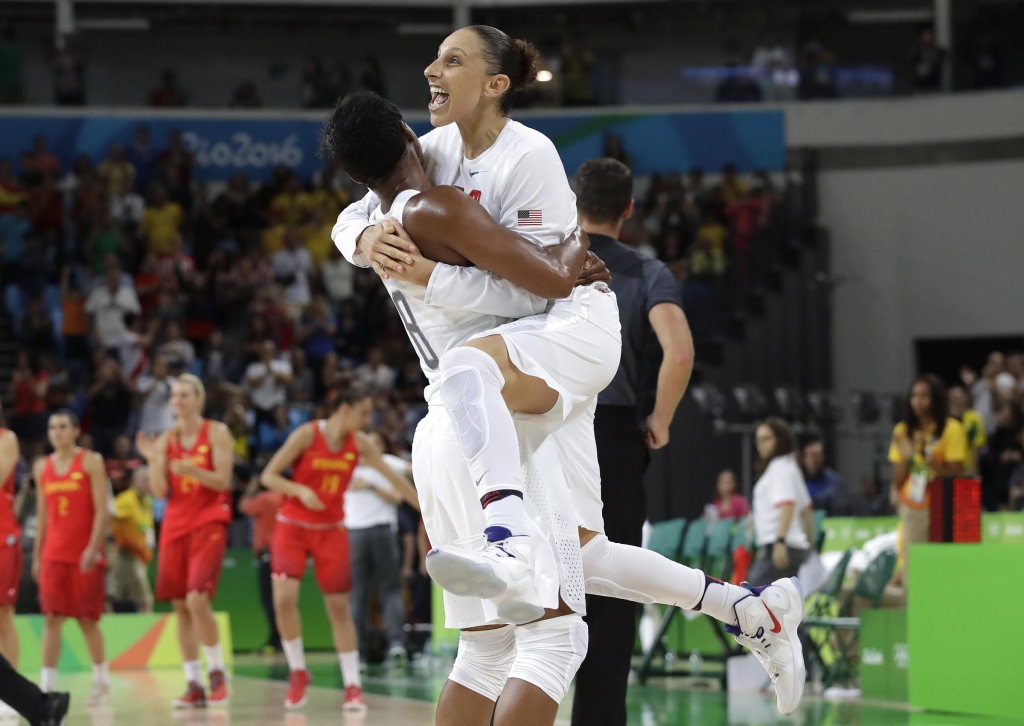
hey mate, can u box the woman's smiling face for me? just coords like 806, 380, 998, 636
423, 28, 504, 127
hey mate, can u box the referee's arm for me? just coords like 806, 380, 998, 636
646, 302, 695, 449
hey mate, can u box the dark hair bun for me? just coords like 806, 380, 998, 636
512, 38, 540, 91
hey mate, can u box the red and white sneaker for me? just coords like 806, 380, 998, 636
342, 685, 367, 712
207, 670, 229, 706
284, 670, 312, 709
729, 577, 806, 715
172, 682, 206, 709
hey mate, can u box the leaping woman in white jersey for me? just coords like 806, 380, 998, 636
332, 26, 805, 718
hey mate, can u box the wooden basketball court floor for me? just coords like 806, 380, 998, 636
16, 653, 1015, 726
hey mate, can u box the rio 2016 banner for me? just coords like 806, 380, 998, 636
0, 107, 784, 183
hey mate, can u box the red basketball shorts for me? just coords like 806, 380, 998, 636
271, 522, 351, 594
155, 522, 229, 602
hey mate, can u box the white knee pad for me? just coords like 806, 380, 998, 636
507, 614, 588, 704
438, 347, 504, 461
447, 625, 517, 702
581, 534, 656, 604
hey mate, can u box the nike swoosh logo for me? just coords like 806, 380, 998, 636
765, 604, 782, 633
469, 171, 486, 176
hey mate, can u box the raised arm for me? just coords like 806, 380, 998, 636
404, 187, 589, 301
136, 431, 169, 499
180, 422, 234, 493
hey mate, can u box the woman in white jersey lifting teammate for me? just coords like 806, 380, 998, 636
332, 27, 805, 715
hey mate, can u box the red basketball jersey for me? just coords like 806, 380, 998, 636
161, 420, 231, 544
278, 421, 359, 527
40, 449, 99, 564
0, 429, 18, 540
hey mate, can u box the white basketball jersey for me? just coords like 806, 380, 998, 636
369, 189, 510, 404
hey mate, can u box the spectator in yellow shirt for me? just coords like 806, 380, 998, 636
948, 385, 986, 476
111, 467, 155, 612
269, 173, 311, 226
96, 143, 136, 199
888, 373, 966, 585
140, 184, 183, 255
301, 207, 335, 265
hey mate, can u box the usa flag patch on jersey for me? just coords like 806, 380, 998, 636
518, 210, 542, 226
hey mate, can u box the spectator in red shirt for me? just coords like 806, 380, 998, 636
149, 70, 186, 108
106, 435, 143, 495
711, 468, 751, 520
7, 351, 48, 456
239, 479, 285, 652
28, 136, 60, 178
158, 130, 193, 211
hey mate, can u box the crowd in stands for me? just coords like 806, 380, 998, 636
0, 125, 433, 657
613, 161, 783, 341
951, 351, 1024, 511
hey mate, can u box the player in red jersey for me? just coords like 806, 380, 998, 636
260, 387, 418, 712
31, 410, 109, 699
0, 407, 23, 717
136, 374, 234, 708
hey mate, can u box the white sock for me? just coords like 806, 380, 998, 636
438, 347, 526, 534
183, 660, 203, 685
338, 651, 361, 688
697, 581, 747, 627
581, 534, 707, 610
282, 637, 306, 672
202, 643, 224, 673
40, 668, 58, 693
482, 494, 527, 537
92, 662, 110, 686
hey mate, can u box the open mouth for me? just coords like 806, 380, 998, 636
428, 85, 450, 112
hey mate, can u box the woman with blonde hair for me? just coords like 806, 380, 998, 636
136, 374, 235, 708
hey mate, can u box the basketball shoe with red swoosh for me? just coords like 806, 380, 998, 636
728, 577, 806, 715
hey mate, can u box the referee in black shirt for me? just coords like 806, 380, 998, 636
570, 159, 695, 726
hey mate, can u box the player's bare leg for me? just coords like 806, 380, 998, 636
77, 618, 109, 701
0, 605, 19, 667
40, 615, 63, 692
436, 679, 496, 726
324, 592, 365, 711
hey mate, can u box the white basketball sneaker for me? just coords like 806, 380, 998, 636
729, 577, 806, 715
426, 526, 545, 624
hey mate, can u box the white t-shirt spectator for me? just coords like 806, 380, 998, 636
345, 454, 411, 530
752, 453, 811, 549
752, 44, 791, 70
272, 247, 313, 307
355, 362, 396, 394
136, 374, 176, 435
159, 339, 196, 370
244, 358, 293, 411
85, 284, 142, 347
321, 257, 354, 303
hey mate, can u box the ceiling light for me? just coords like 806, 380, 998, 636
536, 70, 553, 83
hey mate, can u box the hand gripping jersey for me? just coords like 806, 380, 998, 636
0, 429, 18, 541
162, 420, 231, 544
278, 421, 359, 527
39, 449, 100, 564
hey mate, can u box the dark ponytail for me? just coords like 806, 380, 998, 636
468, 25, 540, 115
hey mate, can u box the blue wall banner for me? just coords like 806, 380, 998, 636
0, 107, 784, 183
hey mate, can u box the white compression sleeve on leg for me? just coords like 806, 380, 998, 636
447, 626, 517, 702
507, 614, 588, 704
438, 347, 524, 497
581, 534, 706, 610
